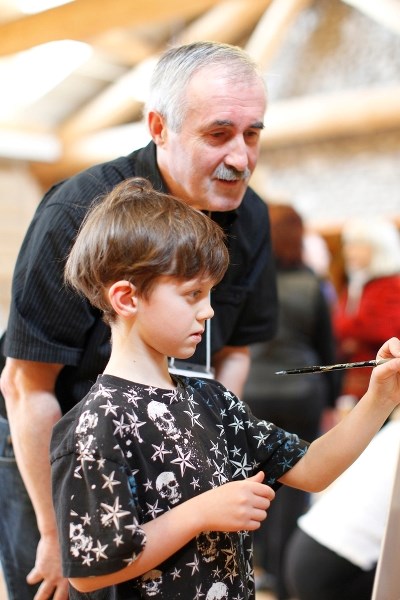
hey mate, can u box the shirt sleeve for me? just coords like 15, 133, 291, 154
205, 380, 309, 490
51, 412, 146, 577
4, 182, 106, 365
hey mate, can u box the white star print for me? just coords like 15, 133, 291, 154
216, 424, 225, 437
126, 411, 146, 443
91, 539, 108, 561
171, 567, 181, 579
187, 393, 199, 407
151, 441, 173, 462
124, 517, 140, 536
112, 414, 129, 438
99, 399, 119, 416
193, 584, 205, 599
253, 430, 270, 448
230, 445, 241, 458
143, 478, 153, 491
82, 553, 94, 566
171, 445, 196, 476
113, 533, 124, 547
76, 437, 96, 463
97, 458, 106, 469
212, 460, 228, 485
144, 385, 157, 396
186, 553, 200, 575
190, 477, 200, 490
163, 388, 180, 403
228, 415, 245, 435
123, 388, 142, 407
183, 405, 204, 429
93, 384, 117, 400
81, 512, 91, 526
100, 497, 131, 529
230, 453, 252, 478
101, 470, 121, 493
146, 499, 164, 519
209, 441, 222, 457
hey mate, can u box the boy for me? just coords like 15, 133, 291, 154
51, 177, 400, 599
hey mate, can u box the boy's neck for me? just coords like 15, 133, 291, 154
104, 350, 177, 390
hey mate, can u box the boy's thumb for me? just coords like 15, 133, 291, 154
248, 470, 265, 483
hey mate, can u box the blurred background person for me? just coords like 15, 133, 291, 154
243, 203, 339, 599
302, 230, 338, 308
333, 217, 400, 402
284, 415, 400, 600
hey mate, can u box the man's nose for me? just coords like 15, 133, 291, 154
225, 136, 249, 172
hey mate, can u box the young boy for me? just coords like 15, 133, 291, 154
50, 177, 400, 600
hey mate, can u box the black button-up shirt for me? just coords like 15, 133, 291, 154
3, 142, 277, 414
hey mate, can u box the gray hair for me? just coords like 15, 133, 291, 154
144, 41, 266, 131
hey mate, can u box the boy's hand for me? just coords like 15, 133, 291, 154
368, 337, 400, 406
197, 471, 275, 532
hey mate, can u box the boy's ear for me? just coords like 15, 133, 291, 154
108, 280, 137, 317
148, 111, 167, 145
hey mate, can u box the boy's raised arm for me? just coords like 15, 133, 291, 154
280, 337, 400, 493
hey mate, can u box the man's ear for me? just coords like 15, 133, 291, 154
108, 280, 137, 317
148, 111, 167, 145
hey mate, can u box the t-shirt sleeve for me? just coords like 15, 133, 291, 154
208, 380, 309, 490
51, 418, 146, 577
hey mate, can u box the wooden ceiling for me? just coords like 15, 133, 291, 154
1, 0, 400, 188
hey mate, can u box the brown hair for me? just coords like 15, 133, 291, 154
268, 203, 304, 268
65, 178, 229, 323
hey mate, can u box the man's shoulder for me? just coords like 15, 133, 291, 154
44, 153, 139, 207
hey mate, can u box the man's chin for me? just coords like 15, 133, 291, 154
209, 195, 245, 212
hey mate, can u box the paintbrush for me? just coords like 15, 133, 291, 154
275, 358, 392, 375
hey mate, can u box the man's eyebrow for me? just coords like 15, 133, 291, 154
210, 119, 265, 129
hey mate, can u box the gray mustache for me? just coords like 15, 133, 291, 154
213, 164, 251, 181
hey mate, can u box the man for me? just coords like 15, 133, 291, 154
0, 41, 277, 600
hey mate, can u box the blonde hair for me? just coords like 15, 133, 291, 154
65, 178, 229, 323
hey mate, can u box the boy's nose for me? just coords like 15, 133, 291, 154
199, 299, 214, 321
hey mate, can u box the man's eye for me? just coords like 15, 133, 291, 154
245, 130, 260, 139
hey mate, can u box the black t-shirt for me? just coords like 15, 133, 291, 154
2, 142, 277, 415
50, 374, 309, 599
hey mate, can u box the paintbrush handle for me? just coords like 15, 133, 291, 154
275, 358, 392, 375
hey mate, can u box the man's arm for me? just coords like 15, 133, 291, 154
212, 345, 250, 398
0, 358, 69, 600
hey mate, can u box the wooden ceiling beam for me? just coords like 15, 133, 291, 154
0, 0, 225, 57
341, 0, 400, 35
245, 0, 314, 68
261, 85, 400, 147
176, 0, 272, 45
58, 0, 271, 141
